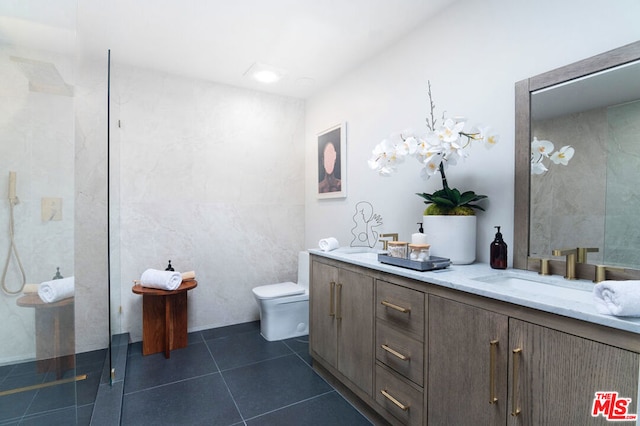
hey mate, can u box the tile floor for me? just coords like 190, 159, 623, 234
0, 348, 105, 425
121, 321, 374, 425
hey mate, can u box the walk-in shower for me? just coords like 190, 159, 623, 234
0, 42, 78, 425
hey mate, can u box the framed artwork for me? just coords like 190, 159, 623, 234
317, 122, 346, 199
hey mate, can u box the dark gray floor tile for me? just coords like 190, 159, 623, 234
26, 381, 75, 415
223, 354, 332, 419
283, 336, 312, 365
283, 335, 309, 354
0, 388, 37, 421
127, 341, 142, 357
246, 391, 373, 426
75, 349, 107, 369
200, 321, 259, 341
206, 330, 292, 370
187, 331, 204, 345
124, 342, 217, 394
77, 403, 94, 426
76, 370, 102, 406
19, 406, 77, 426
121, 373, 241, 426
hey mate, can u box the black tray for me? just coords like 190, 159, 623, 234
377, 253, 451, 271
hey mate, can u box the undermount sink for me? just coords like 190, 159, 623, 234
472, 271, 594, 300
334, 247, 384, 259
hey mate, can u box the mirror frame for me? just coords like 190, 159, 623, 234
514, 40, 640, 281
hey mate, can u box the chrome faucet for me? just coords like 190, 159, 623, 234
379, 233, 399, 251
552, 248, 577, 279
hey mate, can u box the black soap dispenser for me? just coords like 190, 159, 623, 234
490, 226, 507, 269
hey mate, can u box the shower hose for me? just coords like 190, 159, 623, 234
1, 197, 26, 295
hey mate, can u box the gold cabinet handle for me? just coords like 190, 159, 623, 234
380, 389, 410, 411
336, 283, 343, 320
511, 348, 522, 416
329, 281, 335, 317
489, 340, 498, 404
381, 344, 409, 361
381, 300, 411, 313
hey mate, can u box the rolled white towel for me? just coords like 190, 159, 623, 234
38, 277, 74, 303
593, 280, 640, 317
319, 237, 339, 252
140, 269, 182, 291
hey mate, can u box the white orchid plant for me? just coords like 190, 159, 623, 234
368, 82, 499, 215
530, 137, 575, 175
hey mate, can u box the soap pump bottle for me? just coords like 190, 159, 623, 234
490, 226, 507, 269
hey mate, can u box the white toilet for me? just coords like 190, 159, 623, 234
252, 251, 309, 341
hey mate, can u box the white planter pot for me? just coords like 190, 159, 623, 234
423, 215, 477, 265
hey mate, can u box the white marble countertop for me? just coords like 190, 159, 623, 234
309, 247, 640, 335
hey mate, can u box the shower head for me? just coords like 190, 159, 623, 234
10, 56, 73, 96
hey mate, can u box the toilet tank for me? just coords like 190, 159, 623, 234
297, 251, 310, 289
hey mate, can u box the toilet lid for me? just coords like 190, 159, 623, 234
253, 282, 305, 299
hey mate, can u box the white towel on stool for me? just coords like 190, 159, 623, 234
140, 269, 182, 291
38, 277, 74, 303
319, 237, 339, 252
593, 280, 640, 317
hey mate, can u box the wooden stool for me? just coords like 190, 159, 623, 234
132, 280, 197, 358
17, 294, 75, 379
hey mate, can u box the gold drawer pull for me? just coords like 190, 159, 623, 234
489, 340, 498, 404
329, 281, 335, 317
380, 389, 410, 411
511, 348, 522, 416
336, 283, 343, 320
381, 300, 411, 313
381, 344, 409, 361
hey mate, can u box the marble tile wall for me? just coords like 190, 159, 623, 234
111, 64, 306, 343
531, 103, 640, 268
605, 100, 640, 266
0, 44, 75, 363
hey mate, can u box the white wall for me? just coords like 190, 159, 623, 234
304, 0, 640, 265
112, 65, 306, 343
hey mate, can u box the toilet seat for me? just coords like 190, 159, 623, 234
252, 282, 305, 300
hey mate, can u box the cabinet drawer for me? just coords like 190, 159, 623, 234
377, 280, 425, 338
376, 321, 424, 386
375, 364, 423, 426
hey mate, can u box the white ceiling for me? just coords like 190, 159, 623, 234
0, 0, 457, 98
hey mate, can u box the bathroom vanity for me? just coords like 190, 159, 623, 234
308, 249, 640, 426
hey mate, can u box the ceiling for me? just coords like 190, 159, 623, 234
0, 0, 457, 99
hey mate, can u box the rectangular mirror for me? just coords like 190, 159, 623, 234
514, 41, 640, 281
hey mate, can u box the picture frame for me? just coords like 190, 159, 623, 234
317, 122, 346, 199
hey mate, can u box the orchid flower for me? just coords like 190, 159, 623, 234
369, 81, 500, 214
530, 137, 575, 175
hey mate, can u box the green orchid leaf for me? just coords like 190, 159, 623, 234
431, 196, 456, 207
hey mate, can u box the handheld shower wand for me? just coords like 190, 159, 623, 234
2, 171, 26, 295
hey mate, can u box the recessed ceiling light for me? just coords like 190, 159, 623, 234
244, 62, 287, 84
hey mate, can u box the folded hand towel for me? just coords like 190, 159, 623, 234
140, 269, 182, 291
319, 237, 339, 252
181, 271, 196, 281
593, 280, 640, 317
38, 277, 74, 303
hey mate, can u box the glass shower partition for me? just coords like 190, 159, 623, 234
0, 16, 78, 425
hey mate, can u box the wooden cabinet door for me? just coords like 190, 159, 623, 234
337, 267, 374, 396
310, 260, 338, 367
428, 295, 509, 426
508, 319, 640, 426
